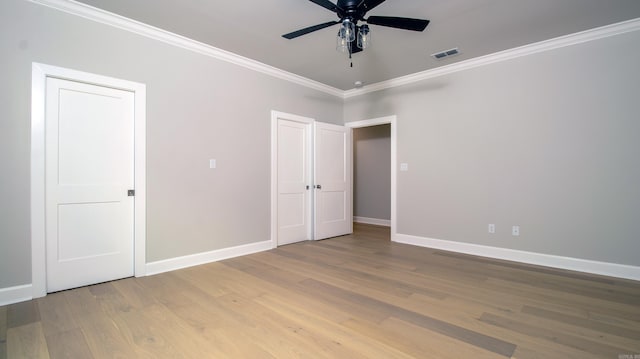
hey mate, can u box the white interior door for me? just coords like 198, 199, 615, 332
276, 119, 312, 245
314, 122, 353, 240
45, 77, 135, 292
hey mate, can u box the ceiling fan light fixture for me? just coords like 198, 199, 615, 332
357, 24, 371, 50
338, 18, 356, 42
336, 29, 350, 52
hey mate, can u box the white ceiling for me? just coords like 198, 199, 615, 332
74, 0, 640, 90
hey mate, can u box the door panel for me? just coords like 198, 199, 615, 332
277, 119, 311, 245
57, 202, 121, 261
320, 192, 347, 222
57, 89, 124, 185
45, 77, 134, 292
314, 122, 352, 240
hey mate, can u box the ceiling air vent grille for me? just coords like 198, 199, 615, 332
431, 47, 460, 60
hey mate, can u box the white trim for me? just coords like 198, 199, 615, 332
270, 112, 278, 249
394, 234, 640, 281
345, 116, 397, 240
0, 284, 33, 306
31, 62, 147, 298
146, 240, 272, 276
345, 116, 395, 128
28, 0, 343, 98
354, 217, 391, 227
31, 64, 47, 298
270, 111, 315, 247
133, 85, 147, 277
344, 18, 640, 98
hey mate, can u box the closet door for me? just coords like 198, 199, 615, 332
276, 118, 312, 245
45, 77, 135, 292
314, 122, 352, 240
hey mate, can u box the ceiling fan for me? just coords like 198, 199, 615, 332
282, 0, 430, 57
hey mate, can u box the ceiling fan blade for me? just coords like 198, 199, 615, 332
309, 0, 339, 13
282, 21, 340, 39
359, 0, 386, 12
366, 16, 430, 31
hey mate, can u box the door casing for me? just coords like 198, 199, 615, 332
31, 63, 147, 298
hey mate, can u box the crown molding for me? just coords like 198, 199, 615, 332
344, 17, 640, 98
27, 0, 345, 98
26, 1, 640, 100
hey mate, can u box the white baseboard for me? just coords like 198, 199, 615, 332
0, 241, 273, 305
0, 284, 33, 306
393, 233, 640, 281
146, 240, 273, 276
354, 216, 391, 227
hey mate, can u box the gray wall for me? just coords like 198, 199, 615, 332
0, 0, 343, 289
353, 125, 391, 221
345, 29, 640, 266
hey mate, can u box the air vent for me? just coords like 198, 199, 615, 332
431, 47, 460, 60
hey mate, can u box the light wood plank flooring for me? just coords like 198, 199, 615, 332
2, 223, 639, 358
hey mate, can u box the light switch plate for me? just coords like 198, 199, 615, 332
400, 163, 409, 171
209, 159, 216, 169
512, 225, 520, 236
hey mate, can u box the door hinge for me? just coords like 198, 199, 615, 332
128, 189, 135, 197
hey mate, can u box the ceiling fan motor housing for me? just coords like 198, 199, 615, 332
336, 0, 368, 22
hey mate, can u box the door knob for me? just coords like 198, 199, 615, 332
315, 184, 322, 189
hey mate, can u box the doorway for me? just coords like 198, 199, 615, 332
352, 124, 391, 227
346, 116, 397, 239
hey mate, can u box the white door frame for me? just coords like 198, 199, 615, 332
345, 115, 397, 240
31, 63, 147, 298
270, 110, 314, 248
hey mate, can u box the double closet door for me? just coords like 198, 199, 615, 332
276, 115, 352, 246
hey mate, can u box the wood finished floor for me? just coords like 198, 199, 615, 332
2, 223, 640, 358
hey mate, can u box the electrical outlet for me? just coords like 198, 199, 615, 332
512, 226, 520, 236
488, 224, 495, 234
